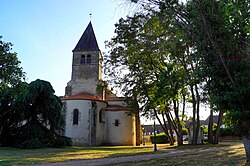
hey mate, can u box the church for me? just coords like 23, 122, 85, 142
63, 22, 141, 146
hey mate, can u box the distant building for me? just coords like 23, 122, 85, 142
142, 124, 166, 135
185, 116, 220, 144
63, 22, 140, 146
185, 115, 219, 128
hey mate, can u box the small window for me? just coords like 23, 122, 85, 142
73, 109, 79, 125
99, 109, 105, 123
80, 55, 85, 64
114, 119, 120, 126
86, 54, 91, 64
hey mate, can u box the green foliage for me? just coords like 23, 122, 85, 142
53, 136, 72, 147
220, 127, 239, 137
188, 0, 250, 136
0, 79, 71, 148
0, 36, 25, 87
96, 80, 108, 95
104, 2, 194, 145
182, 127, 188, 135
150, 133, 169, 144
16, 138, 45, 149
201, 125, 208, 135
201, 124, 217, 136
106, 0, 250, 148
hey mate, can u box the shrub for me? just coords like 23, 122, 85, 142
150, 133, 169, 144
16, 138, 45, 149
182, 128, 188, 135
52, 136, 72, 147
220, 127, 239, 137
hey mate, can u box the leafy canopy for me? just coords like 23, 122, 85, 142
0, 36, 25, 87
0, 79, 71, 148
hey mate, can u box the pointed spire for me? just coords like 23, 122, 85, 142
73, 22, 100, 52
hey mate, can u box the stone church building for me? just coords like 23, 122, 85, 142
63, 22, 141, 146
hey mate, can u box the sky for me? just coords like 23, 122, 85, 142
0, 0, 134, 96
0, 0, 210, 122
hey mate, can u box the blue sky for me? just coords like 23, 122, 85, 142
1, 0, 132, 96
1, 1, 210, 121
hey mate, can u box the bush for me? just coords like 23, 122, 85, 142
182, 128, 188, 135
150, 134, 169, 144
220, 127, 239, 137
52, 136, 72, 147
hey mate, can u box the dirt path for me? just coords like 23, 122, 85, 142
28, 147, 227, 166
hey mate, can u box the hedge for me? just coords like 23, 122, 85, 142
150, 134, 169, 144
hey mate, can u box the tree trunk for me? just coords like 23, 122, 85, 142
190, 85, 197, 144
213, 110, 223, 144
177, 123, 183, 146
135, 111, 141, 146
208, 105, 213, 144
243, 136, 250, 164
154, 109, 174, 145
181, 89, 186, 121
173, 100, 183, 146
167, 118, 175, 145
162, 111, 175, 145
194, 84, 200, 144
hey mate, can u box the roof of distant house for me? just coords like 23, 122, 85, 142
185, 115, 219, 128
142, 124, 169, 133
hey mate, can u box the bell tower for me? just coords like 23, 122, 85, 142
65, 22, 102, 97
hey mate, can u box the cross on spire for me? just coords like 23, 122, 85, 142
89, 13, 92, 21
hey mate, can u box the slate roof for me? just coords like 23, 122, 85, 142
73, 22, 100, 52
185, 115, 219, 128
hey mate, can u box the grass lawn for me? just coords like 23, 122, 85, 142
0, 144, 168, 165
113, 142, 246, 166
0, 142, 245, 166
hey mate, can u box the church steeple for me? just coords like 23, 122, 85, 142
65, 21, 102, 97
73, 22, 100, 52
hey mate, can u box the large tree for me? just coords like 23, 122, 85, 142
104, 7, 200, 145
188, 0, 250, 162
0, 79, 71, 148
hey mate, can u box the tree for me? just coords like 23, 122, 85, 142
105, 7, 196, 145
110, 2, 249, 161
0, 79, 71, 148
187, 0, 250, 162
105, 13, 177, 145
0, 36, 25, 87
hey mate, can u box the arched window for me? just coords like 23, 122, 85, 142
73, 109, 79, 125
86, 54, 91, 64
80, 55, 85, 64
114, 119, 120, 126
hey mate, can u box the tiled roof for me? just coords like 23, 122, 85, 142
106, 96, 132, 102
73, 22, 100, 52
63, 92, 105, 102
105, 105, 132, 111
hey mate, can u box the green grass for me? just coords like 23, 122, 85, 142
113, 142, 246, 166
0, 142, 245, 166
0, 145, 166, 165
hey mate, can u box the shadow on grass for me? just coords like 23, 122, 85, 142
0, 142, 245, 166
112, 142, 246, 166
0, 145, 157, 165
